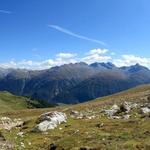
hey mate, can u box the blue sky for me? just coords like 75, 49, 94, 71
0, 0, 150, 69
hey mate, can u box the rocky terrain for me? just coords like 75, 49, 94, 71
0, 84, 150, 149
0, 63, 150, 104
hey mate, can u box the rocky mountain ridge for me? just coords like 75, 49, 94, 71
0, 62, 150, 104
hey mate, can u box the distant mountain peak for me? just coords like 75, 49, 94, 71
0, 61, 150, 105
120, 63, 149, 73
90, 62, 116, 69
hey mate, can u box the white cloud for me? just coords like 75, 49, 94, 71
82, 55, 111, 64
0, 52, 77, 70
0, 10, 12, 14
1, 49, 150, 70
48, 25, 106, 46
0, 61, 17, 68
56, 53, 76, 59
113, 55, 150, 68
87, 48, 109, 55
82, 48, 111, 64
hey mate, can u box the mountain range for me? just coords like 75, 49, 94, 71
0, 62, 150, 104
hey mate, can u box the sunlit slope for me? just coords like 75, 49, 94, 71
0, 91, 41, 112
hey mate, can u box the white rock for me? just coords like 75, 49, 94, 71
86, 115, 96, 120
140, 107, 150, 114
123, 115, 130, 120
111, 116, 121, 119
147, 103, 150, 108
131, 103, 138, 108
17, 132, 24, 137
0, 117, 24, 131
20, 142, 25, 148
70, 110, 79, 118
33, 111, 67, 132
104, 104, 120, 117
112, 104, 120, 110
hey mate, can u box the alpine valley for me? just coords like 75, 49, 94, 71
0, 62, 150, 105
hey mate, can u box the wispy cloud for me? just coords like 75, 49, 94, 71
48, 25, 106, 46
0, 9, 12, 14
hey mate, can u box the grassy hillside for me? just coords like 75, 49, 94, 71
0, 91, 43, 112
0, 84, 150, 149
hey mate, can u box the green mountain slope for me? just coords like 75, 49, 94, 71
0, 91, 42, 112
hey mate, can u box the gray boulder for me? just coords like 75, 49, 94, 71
33, 111, 67, 132
140, 107, 150, 114
103, 104, 120, 117
120, 101, 131, 113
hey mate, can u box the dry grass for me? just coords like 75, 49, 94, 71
0, 84, 150, 149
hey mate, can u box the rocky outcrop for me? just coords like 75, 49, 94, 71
103, 104, 120, 117
119, 101, 131, 113
140, 97, 150, 114
0, 117, 24, 131
70, 110, 96, 120
33, 111, 67, 132
70, 110, 79, 118
102, 101, 138, 119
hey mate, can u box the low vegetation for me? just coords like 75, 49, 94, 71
0, 91, 46, 113
0, 84, 150, 149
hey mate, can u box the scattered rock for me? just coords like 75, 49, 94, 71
0, 117, 24, 131
147, 103, 150, 108
103, 104, 120, 117
74, 129, 80, 134
123, 115, 130, 120
20, 142, 25, 148
70, 110, 79, 118
131, 103, 138, 108
119, 101, 131, 113
17, 132, 24, 137
143, 131, 150, 136
71, 110, 96, 120
65, 124, 71, 128
86, 115, 96, 120
0, 142, 13, 150
95, 123, 104, 128
48, 143, 57, 150
0, 132, 13, 150
140, 107, 150, 114
147, 95, 150, 103
111, 116, 121, 119
102, 101, 139, 119
33, 111, 67, 132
